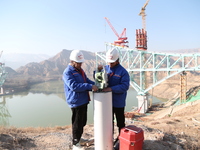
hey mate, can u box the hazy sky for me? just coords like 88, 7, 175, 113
0, 0, 199, 56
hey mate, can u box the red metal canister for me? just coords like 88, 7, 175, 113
119, 125, 144, 150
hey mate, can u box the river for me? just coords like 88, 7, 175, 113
0, 81, 161, 127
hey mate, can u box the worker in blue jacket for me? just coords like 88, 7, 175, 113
98, 48, 130, 136
63, 50, 98, 150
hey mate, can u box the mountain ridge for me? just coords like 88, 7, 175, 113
5, 49, 96, 80
4, 48, 200, 80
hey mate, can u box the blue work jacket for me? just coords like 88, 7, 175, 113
63, 64, 94, 108
105, 64, 130, 108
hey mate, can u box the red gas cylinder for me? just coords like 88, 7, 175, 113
119, 125, 144, 150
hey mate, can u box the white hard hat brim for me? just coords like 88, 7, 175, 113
106, 59, 116, 63
75, 59, 85, 63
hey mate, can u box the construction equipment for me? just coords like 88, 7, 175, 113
93, 67, 112, 150
139, 0, 150, 31
104, 17, 128, 47
136, 0, 149, 50
136, 29, 147, 50
94, 67, 108, 90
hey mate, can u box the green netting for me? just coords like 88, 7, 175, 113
186, 90, 200, 102
175, 90, 200, 105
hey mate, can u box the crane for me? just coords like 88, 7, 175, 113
138, 0, 150, 95
139, 0, 150, 31
104, 17, 128, 47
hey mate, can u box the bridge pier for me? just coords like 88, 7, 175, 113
96, 43, 200, 114
137, 95, 149, 113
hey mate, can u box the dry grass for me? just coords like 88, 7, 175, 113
0, 125, 70, 134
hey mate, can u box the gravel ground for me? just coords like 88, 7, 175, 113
0, 100, 200, 150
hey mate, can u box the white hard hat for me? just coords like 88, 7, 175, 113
106, 48, 119, 63
70, 50, 85, 63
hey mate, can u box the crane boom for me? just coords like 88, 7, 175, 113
143, 0, 150, 10
104, 17, 128, 47
104, 17, 119, 38
119, 28, 126, 38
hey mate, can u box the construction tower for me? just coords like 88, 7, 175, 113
136, 0, 150, 50
180, 71, 187, 103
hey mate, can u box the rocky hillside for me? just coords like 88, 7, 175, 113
5, 49, 97, 80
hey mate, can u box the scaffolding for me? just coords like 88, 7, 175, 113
180, 71, 187, 103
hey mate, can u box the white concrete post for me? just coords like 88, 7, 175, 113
137, 95, 149, 113
93, 92, 113, 150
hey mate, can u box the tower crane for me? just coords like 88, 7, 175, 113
104, 17, 128, 47
139, 0, 150, 31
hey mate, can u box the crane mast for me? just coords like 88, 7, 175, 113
139, 0, 150, 31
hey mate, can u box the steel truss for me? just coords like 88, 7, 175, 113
96, 43, 200, 95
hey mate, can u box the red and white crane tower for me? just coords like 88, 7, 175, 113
104, 17, 128, 47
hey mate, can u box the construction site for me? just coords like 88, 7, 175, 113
0, 0, 200, 150
95, 0, 200, 149
99, 0, 200, 112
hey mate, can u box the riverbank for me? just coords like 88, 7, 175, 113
0, 100, 199, 150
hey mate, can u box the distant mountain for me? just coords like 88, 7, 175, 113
158, 48, 200, 54
177, 48, 200, 53
2, 53, 51, 69
6, 49, 97, 80
4, 48, 200, 81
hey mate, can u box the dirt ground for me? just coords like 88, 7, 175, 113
0, 99, 200, 150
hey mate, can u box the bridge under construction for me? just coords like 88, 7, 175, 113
99, 0, 200, 113
96, 43, 200, 112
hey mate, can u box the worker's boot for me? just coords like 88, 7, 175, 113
113, 138, 119, 150
72, 142, 85, 150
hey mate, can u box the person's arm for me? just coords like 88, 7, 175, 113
63, 71, 93, 92
108, 71, 130, 93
